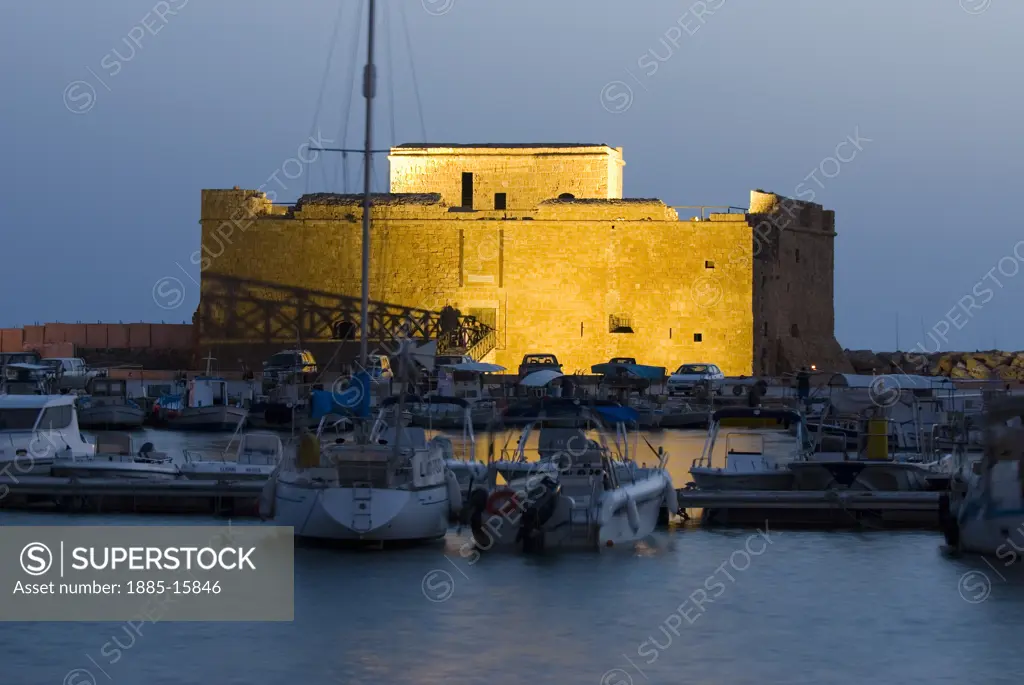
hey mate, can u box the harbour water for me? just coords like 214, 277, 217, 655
4, 428, 1024, 684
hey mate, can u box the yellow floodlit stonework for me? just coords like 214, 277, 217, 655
199, 144, 846, 375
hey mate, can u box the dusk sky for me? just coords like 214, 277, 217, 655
2, 0, 1021, 353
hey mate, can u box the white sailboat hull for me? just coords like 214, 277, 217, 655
273, 478, 450, 542
957, 513, 1024, 556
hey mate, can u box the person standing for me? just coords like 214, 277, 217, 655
796, 367, 811, 407
747, 379, 767, 407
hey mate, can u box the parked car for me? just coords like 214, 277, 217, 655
667, 363, 725, 396
42, 357, 100, 391
518, 353, 562, 377
263, 350, 318, 383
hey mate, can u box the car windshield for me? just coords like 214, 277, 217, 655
267, 353, 300, 368
0, 408, 41, 430
525, 355, 557, 365
675, 364, 709, 374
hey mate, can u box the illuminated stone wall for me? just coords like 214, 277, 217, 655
388, 144, 624, 210
199, 146, 846, 375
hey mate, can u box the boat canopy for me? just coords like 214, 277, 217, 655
440, 362, 506, 373
503, 397, 635, 422
827, 373, 953, 389
594, 404, 640, 424
519, 370, 563, 387
590, 362, 666, 380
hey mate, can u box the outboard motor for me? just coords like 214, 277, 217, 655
468, 487, 490, 545
516, 476, 561, 553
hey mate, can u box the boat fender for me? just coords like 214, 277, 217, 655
626, 495, 640, 533
445, 470, 463, 517
486, 489, 519, 517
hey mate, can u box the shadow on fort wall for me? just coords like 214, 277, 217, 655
198, 272, 494, 371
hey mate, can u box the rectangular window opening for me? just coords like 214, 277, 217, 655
693, 333, 703, 343
609, 314, 634, 334
494, 193, 506, 210
461, 172, 474, 209
705, 260, 715, 269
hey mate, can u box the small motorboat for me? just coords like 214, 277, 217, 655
466, 399, 678, 552
77, 378, 146, 429
0, 394, 95, 474
50, 432, 179, 480
688, 407, 805, 491
179, 432, 284, 481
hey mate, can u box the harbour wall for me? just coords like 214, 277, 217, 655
0, 323, 195, 368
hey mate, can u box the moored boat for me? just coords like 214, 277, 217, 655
77, 378, 145, 429
689, 407, 805, 491
159, 376, 248, 432
943, 397, 1024, 555
0, 394, 94, 474
466, 399, 677, 552
179, 432, 284, 481
50, 432, 179, 480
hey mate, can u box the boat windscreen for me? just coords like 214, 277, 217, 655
0, 408, 41, 430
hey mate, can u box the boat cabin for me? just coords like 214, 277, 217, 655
186, 377, 229, 408
87, 377, 130, 399
0, 394, 92, 459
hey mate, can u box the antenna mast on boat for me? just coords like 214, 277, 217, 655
359, 0, 376, 368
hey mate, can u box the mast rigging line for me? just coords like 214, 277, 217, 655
335, 0, 367, 194
305, 0, 347, 195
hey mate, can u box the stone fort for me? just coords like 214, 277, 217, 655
198, 143, 847, 375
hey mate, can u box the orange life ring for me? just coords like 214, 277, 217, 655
485, 489, 520, 517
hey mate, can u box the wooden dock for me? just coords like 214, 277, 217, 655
676, 489, 942, 529
0, 476, 266, 517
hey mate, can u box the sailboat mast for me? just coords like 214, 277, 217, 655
359, 0, 376, 368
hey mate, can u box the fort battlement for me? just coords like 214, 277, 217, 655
197, 144, 847, 375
